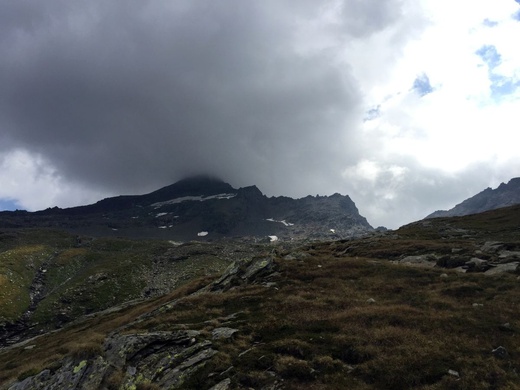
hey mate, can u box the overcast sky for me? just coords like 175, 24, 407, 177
0, 0, 519, 229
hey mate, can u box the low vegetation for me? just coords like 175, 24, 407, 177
1, 206, 520, 388
0, 229, 233, 343
120, 254, 519, 389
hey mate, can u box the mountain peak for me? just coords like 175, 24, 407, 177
426, 177, 520, 219
175, 174, 226, 186
145, 175, 234, 203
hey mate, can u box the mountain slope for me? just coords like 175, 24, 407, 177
426, 177, 520, 219
0, 176, 373, 241
2, 206, 520, 389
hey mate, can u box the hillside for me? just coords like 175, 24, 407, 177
427, 177, 520, 218
1, 206, 520, 389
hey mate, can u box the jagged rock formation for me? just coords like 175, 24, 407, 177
0, 176, 373, 241
426, 177, 520, 219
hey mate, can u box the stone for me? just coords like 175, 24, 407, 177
485, 262, 519, 275
492, 346, 508, 359
399, 255, 437, 268
465, 257, 489, 271
498, 251, 520, 261
212, 327, 238, 340
209, 378, 231, 390
366, 298, 376, 304
448, 369, 460, 378
499, 323, 513, 332
480, 241, 504, 253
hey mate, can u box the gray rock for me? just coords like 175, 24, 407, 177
8, 356, 107, 390
498, 251, 520, 261
485, 262, 519, 275
6, 330, 217, 390
399, 254, 437, 267
481, 241, 504, 253
207, 256, 275, 292
448, 369, 460, 378
492, 346, 508, 359
465, 258, 489, 272
209, 378, 232, 390
212, 327, 238, 340
104, 330, 200, 369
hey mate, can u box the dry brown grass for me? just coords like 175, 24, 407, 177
2, 209, 520, 389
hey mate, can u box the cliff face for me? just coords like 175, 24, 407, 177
0, 177, 373, 241
426, 177, 520, 219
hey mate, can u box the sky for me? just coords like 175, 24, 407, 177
0, 0, 519, 229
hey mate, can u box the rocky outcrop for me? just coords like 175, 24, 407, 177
391, 241, 520, 275
8, 330, 218, 390
4, 256, 278, 390
426, 177, 520, 218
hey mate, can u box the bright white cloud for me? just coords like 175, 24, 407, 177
341, 0, 520, 227
0, 150, 107, 211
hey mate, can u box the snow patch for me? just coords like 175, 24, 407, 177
330, 229, 336, 233
152, 193, 237, 208
158, 226, 168, 229
156, 212, 168, 217
266, 218, 294, 227
269, 235, 278, 242
197, 231, 209, 237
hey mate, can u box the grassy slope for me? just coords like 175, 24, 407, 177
124, 256, 519, 389
1, 206, 520, 389
0, 229, 230, 333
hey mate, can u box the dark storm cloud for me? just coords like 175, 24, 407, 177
0, 0, 411, 198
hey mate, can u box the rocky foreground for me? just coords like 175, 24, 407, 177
1, 205, 519, 389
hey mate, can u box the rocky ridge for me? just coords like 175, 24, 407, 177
426, 177, 520, 219
0, 176, 373, 242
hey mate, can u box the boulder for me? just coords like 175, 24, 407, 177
464, 258, 490, 272
485, 262, 519, 276
212, 327, 239, 340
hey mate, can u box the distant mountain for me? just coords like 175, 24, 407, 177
426, 177, 520, 219
0, 176, 373, 241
